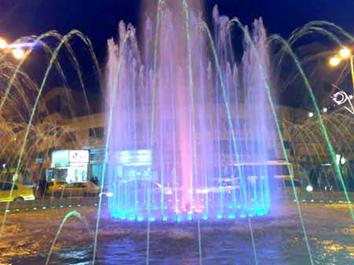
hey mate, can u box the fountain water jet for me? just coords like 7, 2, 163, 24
106, 2, 278, 221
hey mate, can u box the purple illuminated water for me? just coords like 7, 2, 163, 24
106, 2, 278, 221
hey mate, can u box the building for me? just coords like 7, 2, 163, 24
34, 87, 353, 188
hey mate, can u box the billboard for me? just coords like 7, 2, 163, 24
69, 150, 89, 164
51, 150, 69, 168
116, 149, 152, 166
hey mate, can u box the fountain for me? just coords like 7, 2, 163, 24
106, 1, 277, 221
0, 1, 353, 264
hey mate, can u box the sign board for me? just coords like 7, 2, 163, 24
67, 165, 88, 183
36, 157, 44, 164
51, 150, 69, 168
69, 150, 89, 164
51, 150, 89, 168
116, 149, 152, 166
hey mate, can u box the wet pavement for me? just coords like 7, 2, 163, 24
0, 198, 353, 265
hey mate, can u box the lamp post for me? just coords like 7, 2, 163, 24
329, 46, 354, 94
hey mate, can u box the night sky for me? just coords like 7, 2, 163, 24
0, 0, 353, 108
1, 0, 353, 63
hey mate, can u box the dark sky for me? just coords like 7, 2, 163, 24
0, 0, 353, 63
0, 0, 353, 108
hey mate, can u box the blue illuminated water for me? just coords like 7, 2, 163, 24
106, 3, 278, 221
10, 204, 352, 265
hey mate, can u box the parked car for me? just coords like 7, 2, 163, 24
45, 180, 67, 196
0, 181, 35, 202
50, 181, 100, 197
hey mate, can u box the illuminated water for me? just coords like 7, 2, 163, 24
106, 1, 277, 221
6, 204, 353, 265
0, 0, 352, 264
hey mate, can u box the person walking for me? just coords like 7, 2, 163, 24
38, 175, 47, 198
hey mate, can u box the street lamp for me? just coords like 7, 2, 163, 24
339, 47, 351, 59
0, 37, 30, 60
329, 55, 341, 67
329, 46, 354, 92
336, 154, 346, 166
0, 38, 7, 49
11, 48, 25, 60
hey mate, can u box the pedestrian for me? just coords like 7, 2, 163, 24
90, 176, 99, 185
38, 176, 47, 198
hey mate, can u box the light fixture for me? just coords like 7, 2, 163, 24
339, 47, 351, 59
336, 154, 341, 165
308, 112, 314, 118
340, 156, 346, 165
329, 56, 341, 67
335, 154, 346, 165
306, 185, 313, 192
12, 48, 25, 60
322, 107, 328, 113
0, 38, 7, 49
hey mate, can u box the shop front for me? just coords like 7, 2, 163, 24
48, 150, 89, 183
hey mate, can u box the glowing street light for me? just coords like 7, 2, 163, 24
306, 185, 313, 192
339, 47, 351, 59
0, 38, 7, 49
11, 48, 25, 60
336, 154, 346, 165
329, 46, 354, 93
329, 55, 341, 67
0, 37, 34, 60
322, 107, 328, 113
308, 112, 314, 118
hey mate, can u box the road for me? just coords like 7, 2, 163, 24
0, 196, 106, 215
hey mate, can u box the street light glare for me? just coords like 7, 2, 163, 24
306, 185, 313, 192
0, 38, 7, 49
329, 56, 341, 67
308, 112, 314, 118
12, 48, 25, 60
339, 47, 351, 59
